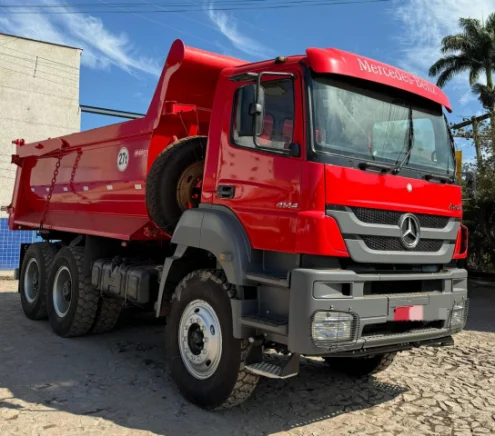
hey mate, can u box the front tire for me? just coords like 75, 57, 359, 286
47, 246, 99, 337
324, 352, 397, 377
19, 243, 58, 320
165, 269, 259, 410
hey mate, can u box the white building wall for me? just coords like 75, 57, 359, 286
0, 33, 81, 217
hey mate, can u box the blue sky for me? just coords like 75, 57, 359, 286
1, 0, 494, 162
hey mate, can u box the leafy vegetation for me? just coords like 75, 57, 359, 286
428, 14, 495, 271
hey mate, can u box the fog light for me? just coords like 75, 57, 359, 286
311, 311, 355, 345
450, 300, 468, 329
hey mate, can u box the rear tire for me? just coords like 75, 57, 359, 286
91, 297, 122, 334
146, 136, 206, 233
19, 243, 58, 320
165, 269, 259, 410
324, 352, 397, 377
47, 246, 99, 337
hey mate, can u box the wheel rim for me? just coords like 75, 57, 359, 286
52, 266, 73, 318
176, 161, 204, 211
178, 299, 222, 380
24, 258, 40, 303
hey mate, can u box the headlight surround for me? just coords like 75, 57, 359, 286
449, 300, 469, 330
311, 311, 357, 346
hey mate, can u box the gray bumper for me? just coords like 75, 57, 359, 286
288, 268, 468, 355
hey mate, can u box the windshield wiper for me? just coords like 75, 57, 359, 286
358, 161, 394, 173
392, 107, 414, 175
424, 173, 454, 183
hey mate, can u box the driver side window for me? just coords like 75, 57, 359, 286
232, 79, 295, 150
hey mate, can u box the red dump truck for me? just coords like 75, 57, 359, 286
9, 39, 470, 410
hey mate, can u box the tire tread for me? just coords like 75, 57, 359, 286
168, 269, 259, 410
91, 297, 122, 334
61, 246, 99, 337
20, 242, 58, 320
146, 136, 206, 233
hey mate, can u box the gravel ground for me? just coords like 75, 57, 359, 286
0, 278, 494, 436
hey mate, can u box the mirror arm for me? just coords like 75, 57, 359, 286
252, 71, 296, 148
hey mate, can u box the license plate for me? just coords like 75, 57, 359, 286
394, 305, 424, 321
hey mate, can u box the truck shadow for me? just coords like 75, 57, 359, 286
466, 279, 495, 333
0, 290, 406, 435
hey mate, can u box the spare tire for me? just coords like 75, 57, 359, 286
146, 136, 206, 233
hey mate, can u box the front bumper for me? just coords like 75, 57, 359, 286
288, 268, 468, 355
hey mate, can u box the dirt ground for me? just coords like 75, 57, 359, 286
0, 278, 494, 436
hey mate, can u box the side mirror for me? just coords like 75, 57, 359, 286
236, 71, 294, 148
288, 142, 300, 158
251, 85, 265, 137
237, 84, 257, 137
465, 170, 477, 199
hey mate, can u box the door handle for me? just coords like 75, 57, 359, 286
217, 185, 235, 199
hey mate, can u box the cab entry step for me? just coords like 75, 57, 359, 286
245, 353, 300, 379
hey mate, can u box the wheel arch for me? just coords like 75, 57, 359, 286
155, 206, 255, 317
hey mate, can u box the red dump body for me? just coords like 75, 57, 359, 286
8, 40, 244, 240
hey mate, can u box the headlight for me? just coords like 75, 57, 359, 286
311, 311, 356, 346
450, 300, 468, 330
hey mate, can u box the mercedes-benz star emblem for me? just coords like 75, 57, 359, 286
398, 213, 421, 249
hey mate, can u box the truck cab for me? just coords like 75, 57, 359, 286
163, 46, 468, 395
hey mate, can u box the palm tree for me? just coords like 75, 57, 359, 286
428, 14, 495, 158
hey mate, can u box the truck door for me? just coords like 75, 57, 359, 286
213, 68, 304, 253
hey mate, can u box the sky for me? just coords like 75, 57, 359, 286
0, 0, 494, 162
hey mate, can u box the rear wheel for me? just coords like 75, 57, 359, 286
165, 269, 259, 410
91, 297, 122, 334
47, 246, 99, 337
19, 243, 58, 320
146, 136, 206, 233
324, 352, 397, 377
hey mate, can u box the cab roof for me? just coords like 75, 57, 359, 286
305, 47, 451, 112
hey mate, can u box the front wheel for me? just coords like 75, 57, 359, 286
324, 352, 397, 377
165, 269, 259, 410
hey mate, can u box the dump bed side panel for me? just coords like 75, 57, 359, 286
12, 129, 155, 240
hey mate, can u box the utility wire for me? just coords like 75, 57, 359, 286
0, 0, 390, 14
0, 45, 80, 70
0, 51, 79, 77
0, 0, 383, 6
0, 52, 79, 81
0, 64, 80, 89
95, 0, 224, 48
0, 83, 78, 101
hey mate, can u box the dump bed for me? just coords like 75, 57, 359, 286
8, 40, 243, 240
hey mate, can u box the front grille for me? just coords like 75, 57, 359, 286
364, 280, 443, 296
361, 236, 443, 252
352, 207, 450, 229
362, 321, 444, 338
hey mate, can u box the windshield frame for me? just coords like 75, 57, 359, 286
304, 67, 456, 181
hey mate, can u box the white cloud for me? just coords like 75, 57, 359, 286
391, 0, 494, 106
207, 3, 274, 59
0, 0, 161, 76
459, 91, 477, 107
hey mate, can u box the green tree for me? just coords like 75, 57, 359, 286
428, 14, 495, 153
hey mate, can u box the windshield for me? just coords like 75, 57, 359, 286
311, 75, 455, 176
